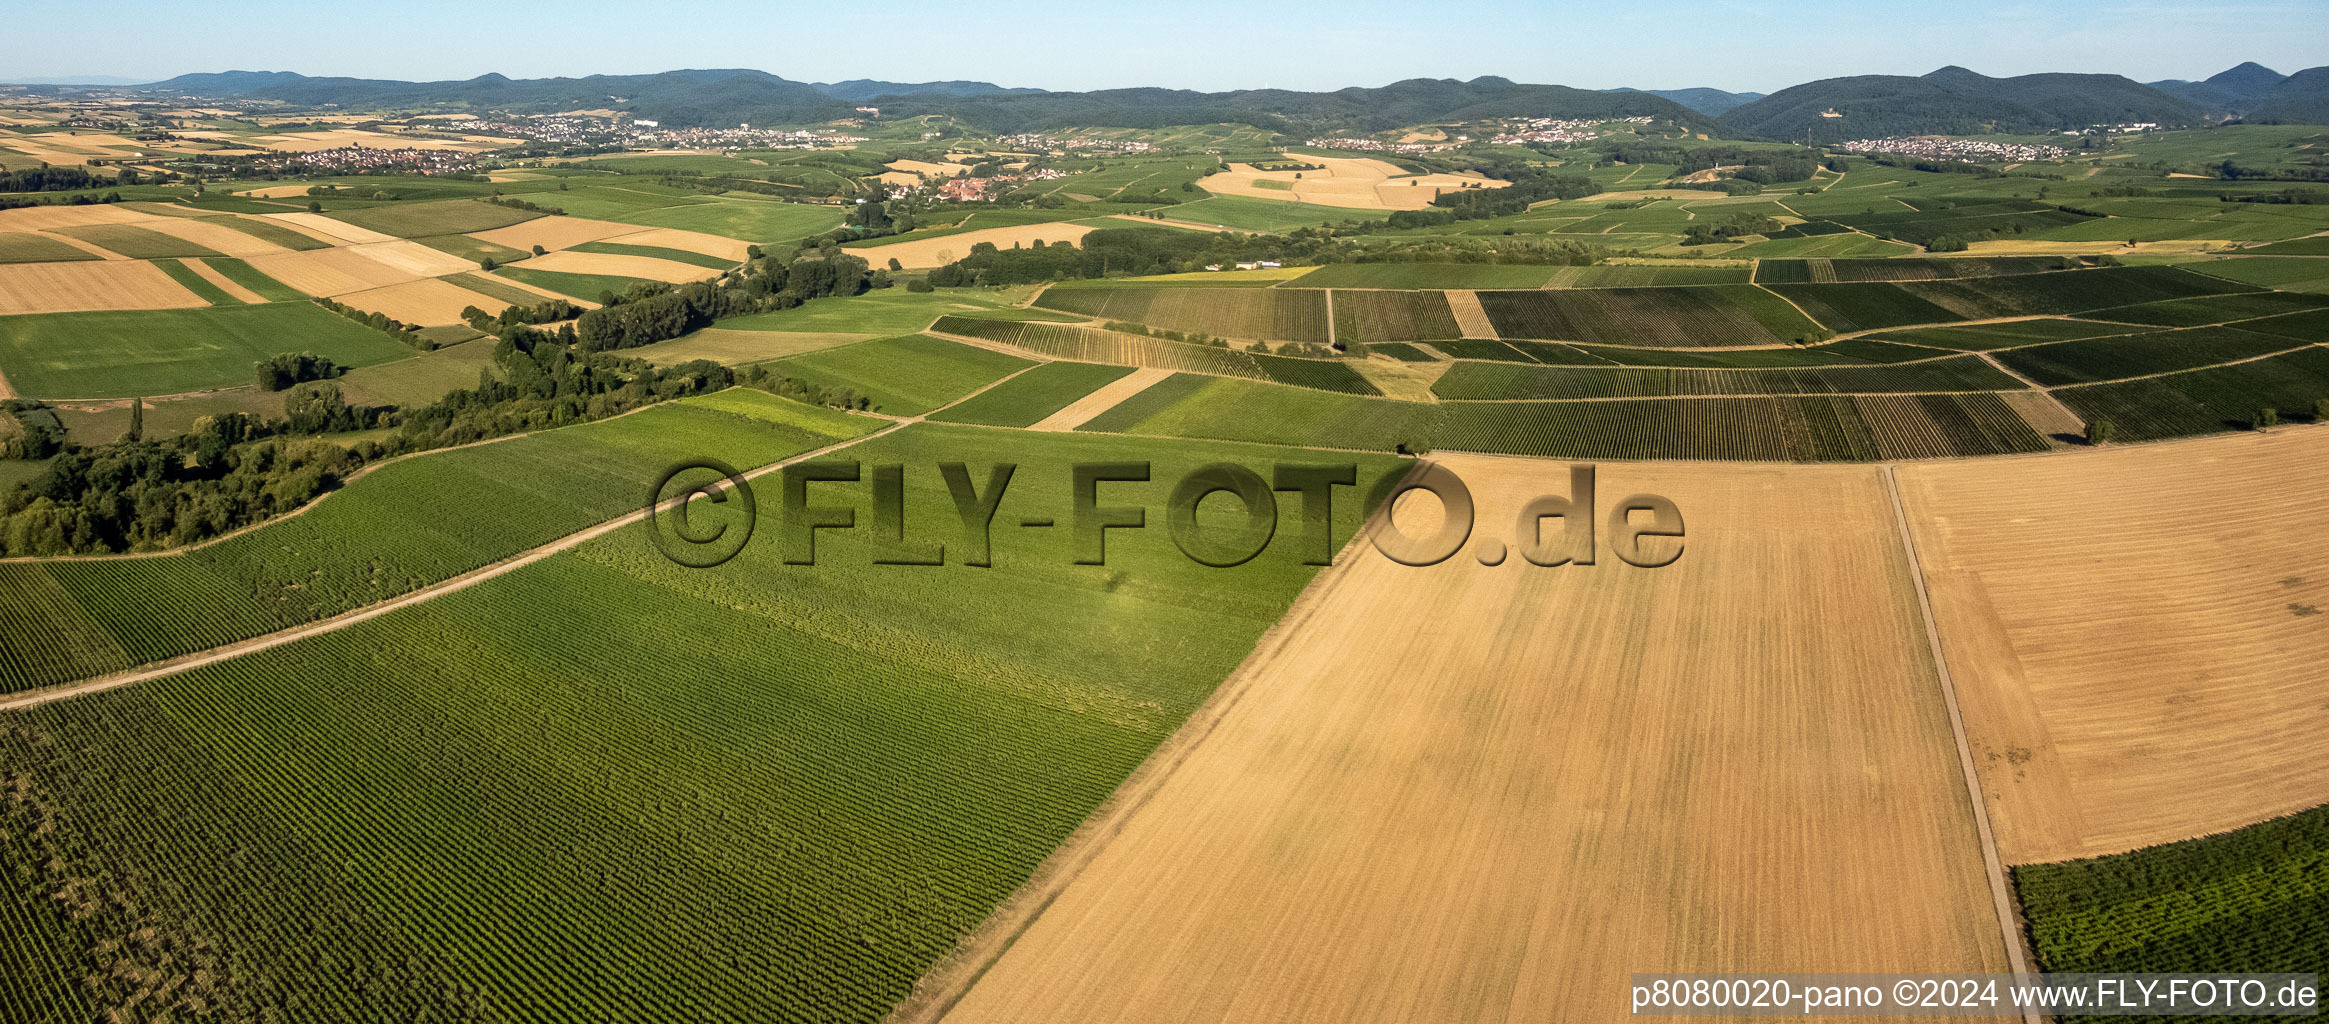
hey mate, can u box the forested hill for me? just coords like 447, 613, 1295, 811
136, 69, 1709, 133
2153, 63, 2329, 123
1717, 66, 2206, 141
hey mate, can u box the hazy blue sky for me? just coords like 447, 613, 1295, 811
7, 0, 2325, 92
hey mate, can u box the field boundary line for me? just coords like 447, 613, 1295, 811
0, 419, 912, 712
884, 461, 1423, 1024
1883, 463, 2042, 1020
1975, 352, 2088, 431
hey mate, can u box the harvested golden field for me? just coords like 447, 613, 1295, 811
0, 204, 158, 232
1895, 429, 2329, 863
919, 456, 2012, 1024
1195, 156, 1508, 211
258, 212, 400, 245
847, 222, 1098, 270
334, 278, 513, 325
468, 215, 641, 253
239, 242, 466, 296
520, 249, 721, 284
602, 226, 753, 261
0, 260, 203, 315
1444, 289, 1497, 338
235, 184, 317, 198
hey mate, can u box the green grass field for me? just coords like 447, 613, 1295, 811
717, 287, 1044, 336
200, 257, 306, 302
1169, 194, 1380, 232
200, 214, 333, 251
151, 259, 242, 307
569, 239, 739, 270
0, 231, 100, 263
492, 265, 655, 303
768, 334, 1033, 415
48, 223, 222, 259
0, 423, 1401, 1024
0, 303, 420, 398
928, 361, 1136, 427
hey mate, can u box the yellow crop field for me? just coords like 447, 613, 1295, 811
258, 212, 400, 245
1196, 156, 1509, 211
0, 260, 204, 315
603, 226, 753, 261
334, 278, 514, 325
520, 249, 722, 283
467, 215, 641, 253
915, 456, 2013, 1023
1896, 429, 2329, 863
846, 222, 1098, 269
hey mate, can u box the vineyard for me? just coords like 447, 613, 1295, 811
1431, 394, 2048, 461
1870, 319, 2157, 351
1363, 342, 1436, 362
2051, 348, 2329, 440
929, 362, 1136, 428
1032, 285, 1332, 344
1078, 375, 1438, 452
1284, 264, 1556, 290
929, 316, 1381, 395
1541, 265, 1751, 288
2086, 290, 2329, 327
1474, 285, 1820, 347
1429, 354, 2021, 400
1770, 267, 2256, 333
2013, 803, 2326, 996
0, 392, 878, 693
768, 335, 1034, 416
1994, 325, 2305, 387
1753, 257, 2075, 284
1329, 289, 1460, 343
0, 424, 1403, 1024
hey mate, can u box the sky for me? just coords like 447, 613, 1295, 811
6, 0, 2326, 93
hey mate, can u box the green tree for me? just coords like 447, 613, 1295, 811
2256, 406, 2278, 430
2085, 418, 2115, 446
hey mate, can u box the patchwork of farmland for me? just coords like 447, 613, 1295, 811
0, 303, 420, 398
1329, 288, 1459, 342
2050, 348, 2329, 439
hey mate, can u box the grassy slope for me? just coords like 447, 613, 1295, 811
0, 303, 418, 398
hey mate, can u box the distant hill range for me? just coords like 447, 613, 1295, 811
2151, 62, 2329, 124
52, 63, 2329, 138
1606, 87, 1765, 116
808, 80, 1045, 102
1718, 66, 2212, 141
127, 69, 1711, 133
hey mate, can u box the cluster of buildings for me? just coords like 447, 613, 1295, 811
431, 114, 865, 151
1833, 136, 2071, 162
918, 166, 1069, 202
1486, 115, 1647, 146
1303, 136, 1454, 154
2070, 123, 2163, 135
994, 132, 1155, 154
265, 144, 480, 174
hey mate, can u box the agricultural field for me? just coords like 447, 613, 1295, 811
1429, 353, 2022, 399
1287, 263, 1558, 290
932, 317, 1381, 395
1475, 285, 1821, 347
1897, 429, 2329, 861
919, 457, 2012, 1023
1036, 285, 1333, 344
927, 361, 1137, 428
0, 391, 879, 693
0, 303, 420, 398
2050, 347, 2329, 439
765, 334, 1034, 415
1992, 324, 2307, 386
1328, 289, 1460, 342
321, 199, 540, 238
2014, 804, 2327, 987
0, 424, 1401, 1024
